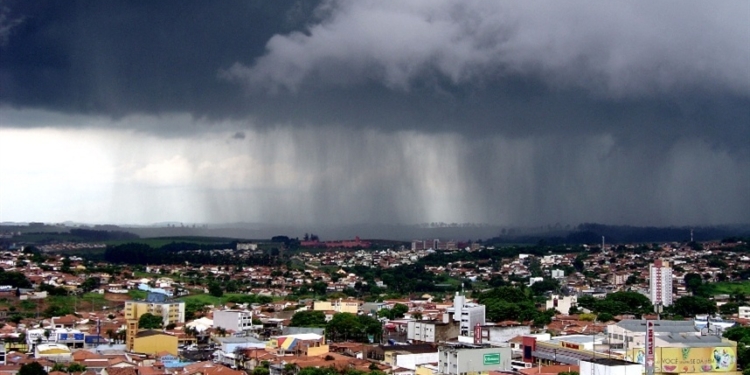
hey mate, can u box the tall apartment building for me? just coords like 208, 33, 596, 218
213, 309, 255, 332
124, 292, 185, 326
649, 259, 673, 308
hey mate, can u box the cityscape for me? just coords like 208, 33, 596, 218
1, 2, 749, 375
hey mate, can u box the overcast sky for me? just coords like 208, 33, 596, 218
1, 1, 749, 227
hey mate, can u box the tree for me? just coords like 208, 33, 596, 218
597, 312, 615, 322
61, 256, 72, 274
19, 362, 47, 375
67, 363, 86, 373
51, 364, 67, 373
138, 313, 164, 329
684, 273, 704, 295
327, 313, 360, 341
208, 282, 224, 297
391, 304, 408, 319
81, 277, 101, 293
671, 296, 717, 317
291, 310, 327, 327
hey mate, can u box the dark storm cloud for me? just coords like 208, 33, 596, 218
0, 0, 319, 118
1, 1, 749, 227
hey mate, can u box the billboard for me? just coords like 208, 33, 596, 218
483, 353, 501, 365
626, 346, 737, 373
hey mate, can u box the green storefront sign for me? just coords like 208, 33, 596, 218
483, 353, 501, 365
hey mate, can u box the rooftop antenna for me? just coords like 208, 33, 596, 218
690, 229, 694, 243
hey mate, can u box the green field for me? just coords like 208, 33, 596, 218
178, 293, 247, 305
706, 281, 750, 295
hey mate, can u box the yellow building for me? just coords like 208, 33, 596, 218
132, 330, 179, 356
124, 292, 185, 326
313, 299, 360, 314
266, 333, 329, 356
625, 343, 740, 375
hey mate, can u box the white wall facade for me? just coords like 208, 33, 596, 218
396, 352, 440, 370
213, 309, 254, 332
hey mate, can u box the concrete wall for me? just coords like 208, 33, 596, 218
486, 326, 531, 344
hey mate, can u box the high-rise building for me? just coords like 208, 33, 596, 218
649, 259, 673, 308
124, 292, 185, 326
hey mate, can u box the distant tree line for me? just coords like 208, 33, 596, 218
103, 242, 281, 266
68, 228, 139, 241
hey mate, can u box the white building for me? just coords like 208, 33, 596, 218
739, 306, 750, 320
551, 269, 565, 279
649, 259, 673, 307
438, 345, 512, 375
445, 292, 485, 337
528, 277, 544, 286
546, 295, 577, 314
213, 309, 254, 332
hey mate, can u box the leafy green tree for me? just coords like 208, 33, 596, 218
0, 269, 32, 288
67, 363, 86, 373
290, 310, 327, 327
253, 367, 270, 375
208, 282, 224, 297
61, 256, 72, 274
380, 303, 408, 320
530, 278, 560, 296
51, 363, 67, 372
19, 362, 47, 375
138, 313, 164, 329
671, 296, 717, 317
597, 312, 615, 322
684, 273, 703, 295
80, 277, 101, 292
723, 326, 750, 374
312, 281, 329, 296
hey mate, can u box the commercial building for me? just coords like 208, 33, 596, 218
213, 309, 255, 333
124, 292, 185, 326
623, 334, 739, 375
649, 259, 673, 308
438, 345, 512, 375
607, 320, 697, 351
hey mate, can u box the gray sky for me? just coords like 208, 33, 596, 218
1, 1, 749, 227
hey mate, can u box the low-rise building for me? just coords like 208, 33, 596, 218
132, 330, 178, 356
213, 309, 254, 333
438, 345, 512, 375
